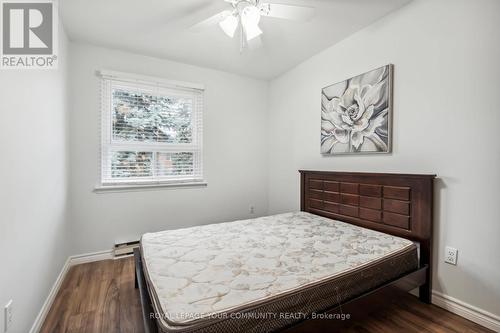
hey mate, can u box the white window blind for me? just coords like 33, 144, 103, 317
99, 71, 204, 186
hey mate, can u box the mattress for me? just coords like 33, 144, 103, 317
141, 212, 418, 333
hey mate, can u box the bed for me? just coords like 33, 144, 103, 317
135, 171, 435, 333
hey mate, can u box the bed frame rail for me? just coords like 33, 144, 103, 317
134, 248, 158, 333
283, 265, 428, 332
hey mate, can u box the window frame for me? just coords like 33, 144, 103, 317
98, 70, 205, 189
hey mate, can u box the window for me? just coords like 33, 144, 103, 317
99, 71, 204, 187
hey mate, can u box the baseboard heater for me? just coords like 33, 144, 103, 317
114, 240, 140, 257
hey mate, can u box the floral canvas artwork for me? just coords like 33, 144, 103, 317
321, 65, 392, 154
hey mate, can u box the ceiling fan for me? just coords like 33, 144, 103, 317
191, 0, 315, 50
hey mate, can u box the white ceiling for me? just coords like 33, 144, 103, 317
60, 0, 411, 80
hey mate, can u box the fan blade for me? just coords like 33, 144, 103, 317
189, 10, 232, 32
259, 3, 315, 21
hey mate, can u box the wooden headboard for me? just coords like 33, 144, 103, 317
300, 170, 435, 243
300, 170, 436, 302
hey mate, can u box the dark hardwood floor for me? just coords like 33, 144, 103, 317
41, 257, 143, 333
41, 257, 492, 333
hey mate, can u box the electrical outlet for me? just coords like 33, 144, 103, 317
4, 300, 12, 332
445, 246, 458, 265
249, 205, 255, 214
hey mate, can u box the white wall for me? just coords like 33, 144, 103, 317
268, 0, 500, 317
68, 43, 269, 254
3, 1, 498, 331
0, 30, 70, 332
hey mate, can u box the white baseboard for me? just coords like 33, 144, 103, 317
432, 290, 500, 332
29, 249, 114, 333
69, 249, 114, 265
30, 253, 499, 333
28, 257, 71, 333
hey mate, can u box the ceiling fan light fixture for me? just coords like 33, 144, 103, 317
219, 14, 238, 38
191, 1, 316, 50
244, 23, 262, 41
241, 5, 261, 26
241, 5, 262, 41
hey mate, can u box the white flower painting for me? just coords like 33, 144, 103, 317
321, 65, 392, 154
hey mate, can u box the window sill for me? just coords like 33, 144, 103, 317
94, 181, 207, 193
